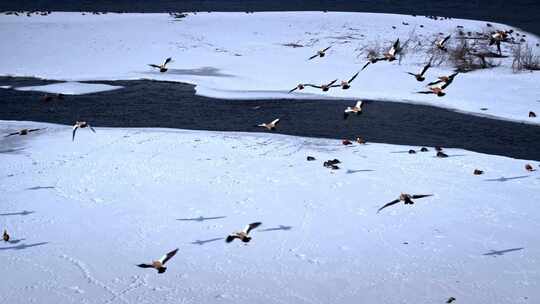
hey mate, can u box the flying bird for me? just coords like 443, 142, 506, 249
361, 56, 385, 71
309, 79, 338, 92
148, 57, 172, 72
417, 86, 446, 97
3, 230, 9, 242
4, 128, 42, 137
436, 34, 451, 51
383, 38, 401, 61
308, 46, 331, 60
332, 71, 360, 89
72, 121, 96, 141
428, 72, 459, 88
344, 100, 364, 119
377, 193, 433, 213
289, 83, 315, 93
257, 118, 280, 131
226, 222, 262, 243
137, 248, 179, 273
407, 61, 431, 82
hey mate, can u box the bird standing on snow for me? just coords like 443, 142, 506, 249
332, 71, 360, 90
137, 248, 179, 273
525, 164, 535, 172
3, 230, 9, 242
407, 60, 431, 82
226, 222, 262, 243
529, 111, 537, 118
436, 35, 451, 52
4, 128, 42, 137
257, 118, 280, 131
377, 193, 433, 213
308, 46, 331, 60
72, 121, 96, 141
344, 100, 364, 119
148, 57, 172, 72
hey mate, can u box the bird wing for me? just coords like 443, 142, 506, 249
225, 235, 238, 243
72, 125, 79, 141
407, 72, 416, 77
441, 35, 451, 45
270, 119, 280, 126
361, 61, 371, 71
420, 63, 431, 76
308, 54, 318, 60
159, 248, 179, 265
322, 46, 332, 52
417, 91, 434, 94
343, 112, 350, 120
28, 128, 42, 133
427, 79, 443, 86
148, 64, 160, 68
163, 57, 172, 66
440, 81, 451, 89
137, 264, 154, 268
288, 87, 298, 93
244, 222, 262, 234
389, 38, 400, 56
377, 199, 400, 213
355, 100, 363, 108
5, 132, 19, 137
348, 71, 360, 83
327, 79, 338, 86
89, 125, 96, 133
411, 194, 433, 199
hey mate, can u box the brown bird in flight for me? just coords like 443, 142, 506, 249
72, 121, 96, 141
377, 193, 433, 213
137, 248, 179, 273
226, 222, 262, 243
407, 60, 431, 82
5, 128, 43, 137
308, 46, 331, 60
148, 57, 172, 72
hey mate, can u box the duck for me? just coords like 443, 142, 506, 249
72, 121, 96, 141
306, 156, 316, 161
137, 248, 179, 273
473, 169, 484, 175
525, 164, 535, 172
257, 118, 280, 131
407, 60, 431, 82
309, 79, 338, 92
332, 71, 360, 89
437, 151, 449, 158
529, 111, 537, 118
417, 86, 446, 97
361, 55, 385, 71
489, 30, 510, 55
5, 128, 42, 137
436, 34, 451, 51
289, 83, 315, 93
377, 193, 433, 213
308, 46, 331, 60
3, 230, 9, 242
427, 72, 459, 87
342, 139, 353, 146
148, 57, 172, 72
226, 222, 262, 243
356, 137, 366, 144
408, 149, 417, 154
383, 38, 401, 62
420, 147, 429, 152
344, 100, 364, 119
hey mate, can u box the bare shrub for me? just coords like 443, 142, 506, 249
512, 43, 540, 72
447, 36, 502, 72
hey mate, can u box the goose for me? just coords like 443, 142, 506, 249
308, 46, 331, 60
529, 111, 537, 118
427, 72, 459, 87
343, 100, 364, 119
309, 79, 338, 92
436, 34, 451, 51
148, 57, 172, 72
473, 169, 484, 175
420, 147, 429, 152
226, 222, 262, 243
72, 121, 96, 141
407, 61, 431, 82
417, 86, 445, 97
257, 118, 280, 131
489, 30, 510, 54
361, 56, 385, 71
383, 38, 401, 62
342, 139, 353, 146
332, 71, 360, 89
3, 230, 9, 242
377, 193, 433, 213
356, 136, 366, 144
137, 248, 179, 273
436, 151, 449, 158
525, 164, 535, 172
289, 83, 315, 93
5, 128, 42, 137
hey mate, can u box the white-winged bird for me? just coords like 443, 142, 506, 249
72, 121, 96, 141
257, 118, 280, 131
332, 71, 360, 89
407, 60, 431, 82
308, 46, 331, 60
148, 57, 172, 72
436, 34, 451, 52
137, 248, 179, 274
344, 100, 364, 119
226, 222, 262, 243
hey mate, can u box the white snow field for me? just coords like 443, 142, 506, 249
1, 121, 539, 304
15, 82, 123, 95
0, 12, 539, 123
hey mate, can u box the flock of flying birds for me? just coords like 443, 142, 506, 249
2, 24, 539, 280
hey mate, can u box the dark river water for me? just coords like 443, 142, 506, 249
1, 77, 539, 160
1, 1, 540, 36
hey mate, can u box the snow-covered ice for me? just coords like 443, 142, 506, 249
1, 120, 539, 303
0, 12, 539, 123
14, 82, 123, 95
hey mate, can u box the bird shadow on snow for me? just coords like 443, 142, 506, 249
0, 242, 49, 251
483, 247, 524, 256
259, 225, 293, 232
190, 238, 224, 245
484, 176, 529, 182
346, 169, 374, 174
26, 186, 55, 191
6, 238, 26, 244
144, 67, 234, 78
177, 216, 226, 222
0, 210, 35, 216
